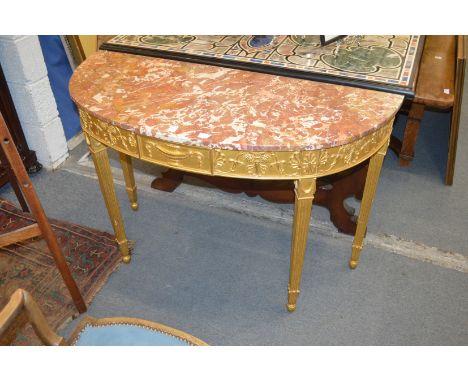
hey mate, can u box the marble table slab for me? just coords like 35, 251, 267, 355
70, 51, 402, 152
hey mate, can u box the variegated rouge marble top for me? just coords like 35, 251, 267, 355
70, 51, 403, 152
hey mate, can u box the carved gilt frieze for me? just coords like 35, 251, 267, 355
79, 110, 138, 156
213, 150, 288, 178
79, 109, 393, 180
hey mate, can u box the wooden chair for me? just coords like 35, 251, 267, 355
0, 112, 86, 313
397, 35, 466, 185
0, 288, 208, 346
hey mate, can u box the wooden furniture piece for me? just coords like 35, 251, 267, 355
0, 113, 86, 314
0, 289, 207, 345
446, 35, 467, 185
0, 63, 42, 189
396, 35, 466, 185
69, 51, 403, 312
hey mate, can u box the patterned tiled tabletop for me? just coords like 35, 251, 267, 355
101, 35, 424, 97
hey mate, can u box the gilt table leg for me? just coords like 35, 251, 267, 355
349, 142, 388, 269
287, 178, 316, 312
119, 152, 138, 211
86, 134, 132, 264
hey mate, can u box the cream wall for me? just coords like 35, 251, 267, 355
0, 35, 69, 168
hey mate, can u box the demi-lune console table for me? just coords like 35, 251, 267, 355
70, 51, 403, 312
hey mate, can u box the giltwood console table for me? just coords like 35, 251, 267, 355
70, 51, 403, 312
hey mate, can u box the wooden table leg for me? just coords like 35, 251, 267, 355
86, 134, 132, 264
287, 178, 316, 312
399, 102, 425, 166
119, 153, 138, 211
349, 142, 388, 269
151, 169, 184, 192
446, 36, 466, 185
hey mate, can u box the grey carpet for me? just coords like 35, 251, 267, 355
1, 168, 466, 345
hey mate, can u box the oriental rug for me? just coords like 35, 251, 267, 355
0, 198, 121, 345
101, 35, 424, 97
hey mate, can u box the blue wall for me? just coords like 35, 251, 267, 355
38, 35, 81, 140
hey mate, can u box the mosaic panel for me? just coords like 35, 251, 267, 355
101, 35, 425, 97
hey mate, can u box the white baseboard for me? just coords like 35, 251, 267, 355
67, 132, 84, 151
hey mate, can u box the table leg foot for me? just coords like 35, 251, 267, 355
118, 240, 132, 264
287, 287, 300, 312
287, 304, 296, 312
349, 244, 363, 269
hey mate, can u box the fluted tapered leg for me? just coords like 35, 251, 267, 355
349, 142, 388, 269
119, 152, 138, 211
86, 134, 131, 264
287, 178, 316, 312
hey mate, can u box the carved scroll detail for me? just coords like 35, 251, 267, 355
213, 150, 287, 177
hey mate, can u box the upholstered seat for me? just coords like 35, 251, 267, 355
73, 324, 190, 346
0, 289, 207, 346
69, 316, 207, 346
